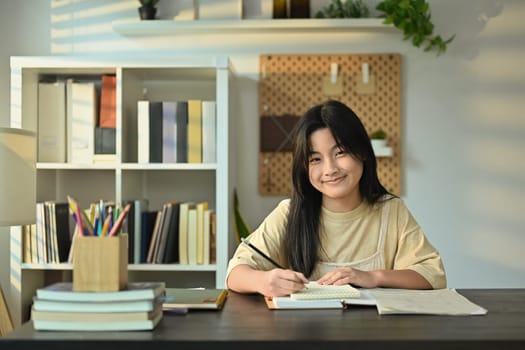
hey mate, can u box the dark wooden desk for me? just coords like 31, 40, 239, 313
2, 289, 524, 350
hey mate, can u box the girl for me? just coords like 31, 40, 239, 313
227, 100, 446, 297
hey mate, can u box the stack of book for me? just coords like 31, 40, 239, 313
31, 282, 165, 331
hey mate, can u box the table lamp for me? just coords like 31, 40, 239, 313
0, 127, 37, 226
0, 126, 36, 335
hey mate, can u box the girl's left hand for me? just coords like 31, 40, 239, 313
317, 267, 378, 288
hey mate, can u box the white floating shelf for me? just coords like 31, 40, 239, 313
112, 18, 393, 36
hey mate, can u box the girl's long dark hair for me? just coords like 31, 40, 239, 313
284, 100, 391, 277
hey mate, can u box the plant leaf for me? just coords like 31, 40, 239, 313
233, 189, 251, 243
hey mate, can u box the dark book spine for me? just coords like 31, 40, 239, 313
54, 203, 72, 262
175, 101, 188, 163
163, 203, 180, 263
149, 102, 163, 163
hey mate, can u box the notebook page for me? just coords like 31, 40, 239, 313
290, 282, 361, 300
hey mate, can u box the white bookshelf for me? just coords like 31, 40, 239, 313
9, 55, 234, 325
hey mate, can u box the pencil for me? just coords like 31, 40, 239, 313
241, 237, 284, 269
107, 203, 132, 237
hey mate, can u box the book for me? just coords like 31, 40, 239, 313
66, 80, 97, 164
29, 224, 39, 264
266, 289, 376, 310
162, 101, 176, 163
31, 304, 162, 320
22, 224, 32, 263
152, 203, 170, 263
32, 310, 162, 331
94, 127, 116, 154
36, 282, 165, 302
203, 209, 214, 265
32, 297, 162, 313
148, 101, 163, 163
140, 210, 158, 263
174, 101, 188, 162
187, 99, 202, 163
35, 202, 47, 263
37, 81, 67, 162
178, 202, 195, 265
187, 207, 198, 265
209, 211, 216, 264
99, 75, 116, 128
163, 202, 181, 263
146, 209, 163, 263
196, 201, 208, 264
134, 199, 149, 264
201, 100, 216, 163
137, 100, 150, 163
51, 202, 72, 263
163, 288, 228, 310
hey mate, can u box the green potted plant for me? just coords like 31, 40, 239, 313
369, 128, 387, 149
315, 0, 370, 18
376, 0, 455, 55
138, 0, 159, 20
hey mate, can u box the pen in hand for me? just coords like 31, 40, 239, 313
241, 237, 284, 269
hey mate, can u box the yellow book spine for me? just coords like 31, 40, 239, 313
187, 99, 202, 163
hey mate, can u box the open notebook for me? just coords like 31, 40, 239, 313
265, 282, 376, 309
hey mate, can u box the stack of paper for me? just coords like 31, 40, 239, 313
369, 288, 488, 315
31, 282, 165, 331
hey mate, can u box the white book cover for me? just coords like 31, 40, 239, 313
66, 80, 96, 164
187, 208, 198, 265
37, 82, 66, 163
137, 100, 150, 163
201, 101, 216, 163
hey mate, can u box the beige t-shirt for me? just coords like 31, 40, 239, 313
227, 198, 446, 289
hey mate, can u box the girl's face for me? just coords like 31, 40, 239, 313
308, 128, 363, 212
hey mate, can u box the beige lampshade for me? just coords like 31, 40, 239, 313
0, 127, 36, 226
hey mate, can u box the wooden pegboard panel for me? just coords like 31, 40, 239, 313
259, 54, 401, 196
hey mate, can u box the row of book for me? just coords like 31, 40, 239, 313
31, 282, 165, 331
38, 76, 117, 164
129, 200, 217, 265
137, 100, 216, 164
24, 199, 217, 266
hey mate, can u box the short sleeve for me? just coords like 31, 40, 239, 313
226, 199, 290, 282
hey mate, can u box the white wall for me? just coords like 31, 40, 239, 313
1, 0, 524, 303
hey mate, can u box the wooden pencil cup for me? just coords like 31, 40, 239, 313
73, 234, 128, 292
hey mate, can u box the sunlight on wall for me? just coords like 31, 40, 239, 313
50, 0, 136, 54
460, 8, 525, 276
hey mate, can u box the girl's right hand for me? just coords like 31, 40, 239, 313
258, 269, 309, 297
